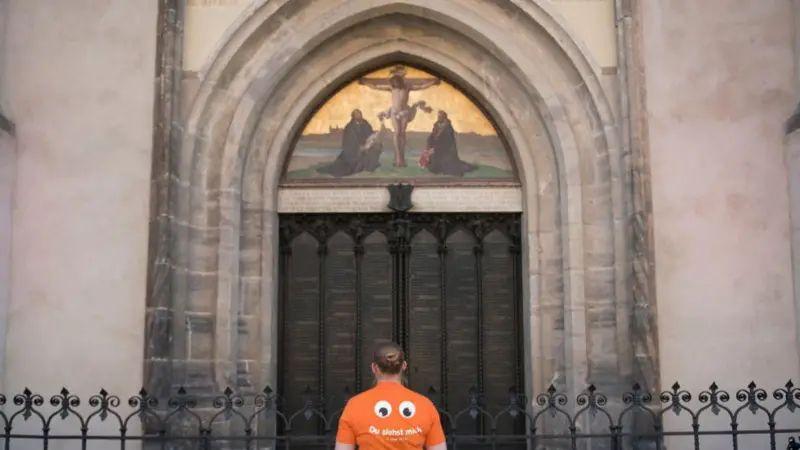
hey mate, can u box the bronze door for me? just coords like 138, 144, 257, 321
278, 213, 525, 445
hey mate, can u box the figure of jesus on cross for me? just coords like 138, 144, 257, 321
359, 65, 441, 167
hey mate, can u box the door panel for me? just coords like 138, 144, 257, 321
358, 231, 393, 392
278, 213, 524, 446
407, 230, 443, 397
323, 232, 357, 415
482, 230, 520, 436
282, 231, 321, 436
444, 227, 480, 433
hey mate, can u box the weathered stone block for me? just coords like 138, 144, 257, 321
143, 359, 172, 399
145, 308, 173, 359
187, 271, 217, 313
187, 314, 215, 360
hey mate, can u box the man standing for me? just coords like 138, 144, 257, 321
359, 65, 440, 167
335, 343, 447, 450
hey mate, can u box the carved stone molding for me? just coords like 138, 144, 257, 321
616, 0, 660, 393
144, 0, 184, 399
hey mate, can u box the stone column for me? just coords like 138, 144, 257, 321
0, 112, 14, 393
144, 0, 184, 399
0, 0, 11, 395
788, 0, 800, 369
786, 119, 800, 366
616, 0, 659, 392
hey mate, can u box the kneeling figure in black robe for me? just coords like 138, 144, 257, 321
426, 111, 476, 176
319, 109, 381, 177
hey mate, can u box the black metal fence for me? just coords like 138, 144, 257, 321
0, 381, 799, 450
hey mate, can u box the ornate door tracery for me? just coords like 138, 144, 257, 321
278, 212, 525, 444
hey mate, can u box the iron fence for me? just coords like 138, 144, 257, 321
0, 381, 798, 449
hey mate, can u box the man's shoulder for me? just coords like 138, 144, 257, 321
345, 386, 434, 403
414, 392, 438, 408
396, 387, 437, 409
345, 388, 379, 406
346, 391, 367, 403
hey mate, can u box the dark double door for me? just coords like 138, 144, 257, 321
278, 212, 524, 441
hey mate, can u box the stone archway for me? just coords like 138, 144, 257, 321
144, 0, 652, 412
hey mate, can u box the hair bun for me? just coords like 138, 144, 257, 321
373, 343, 406, 375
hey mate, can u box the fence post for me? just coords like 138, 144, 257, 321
653, 418, 662, 450
768, 416, 776, 450
610, 424, 620, 450
202, 425, 211, 450
41, 425, 49, 450
4, 421, 10, 450
569, 423, 577, 450
80, 425, 87, 450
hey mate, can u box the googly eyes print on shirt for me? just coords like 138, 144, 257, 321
374, 400, 392, 418
399, 401, 416, 418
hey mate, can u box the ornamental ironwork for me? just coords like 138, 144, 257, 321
0, 381, 797, 449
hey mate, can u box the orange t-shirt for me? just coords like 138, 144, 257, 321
336, 381, 446, 449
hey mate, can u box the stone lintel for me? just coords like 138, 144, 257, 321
277, 186, 523, 213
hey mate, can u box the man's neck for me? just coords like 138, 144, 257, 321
376, 377, 403, 384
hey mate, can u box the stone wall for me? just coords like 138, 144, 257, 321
0, 126, 12, 393
180, 0, 620, 80
0, 0, 7, 110
787, 128, 800, 366
142, 4, 639, 432
0, 0, 12, 392
0, 2, 795, 435
643, 0, 800, 391
787, 0, 800, 378
1, 0, 158, 396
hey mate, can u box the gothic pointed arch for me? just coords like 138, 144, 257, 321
280, 63, 518, 186
144, 0, 658, 422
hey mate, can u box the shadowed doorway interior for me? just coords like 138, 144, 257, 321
278, 212, 525, 448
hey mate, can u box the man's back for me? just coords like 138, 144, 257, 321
335, 381, 445, 450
